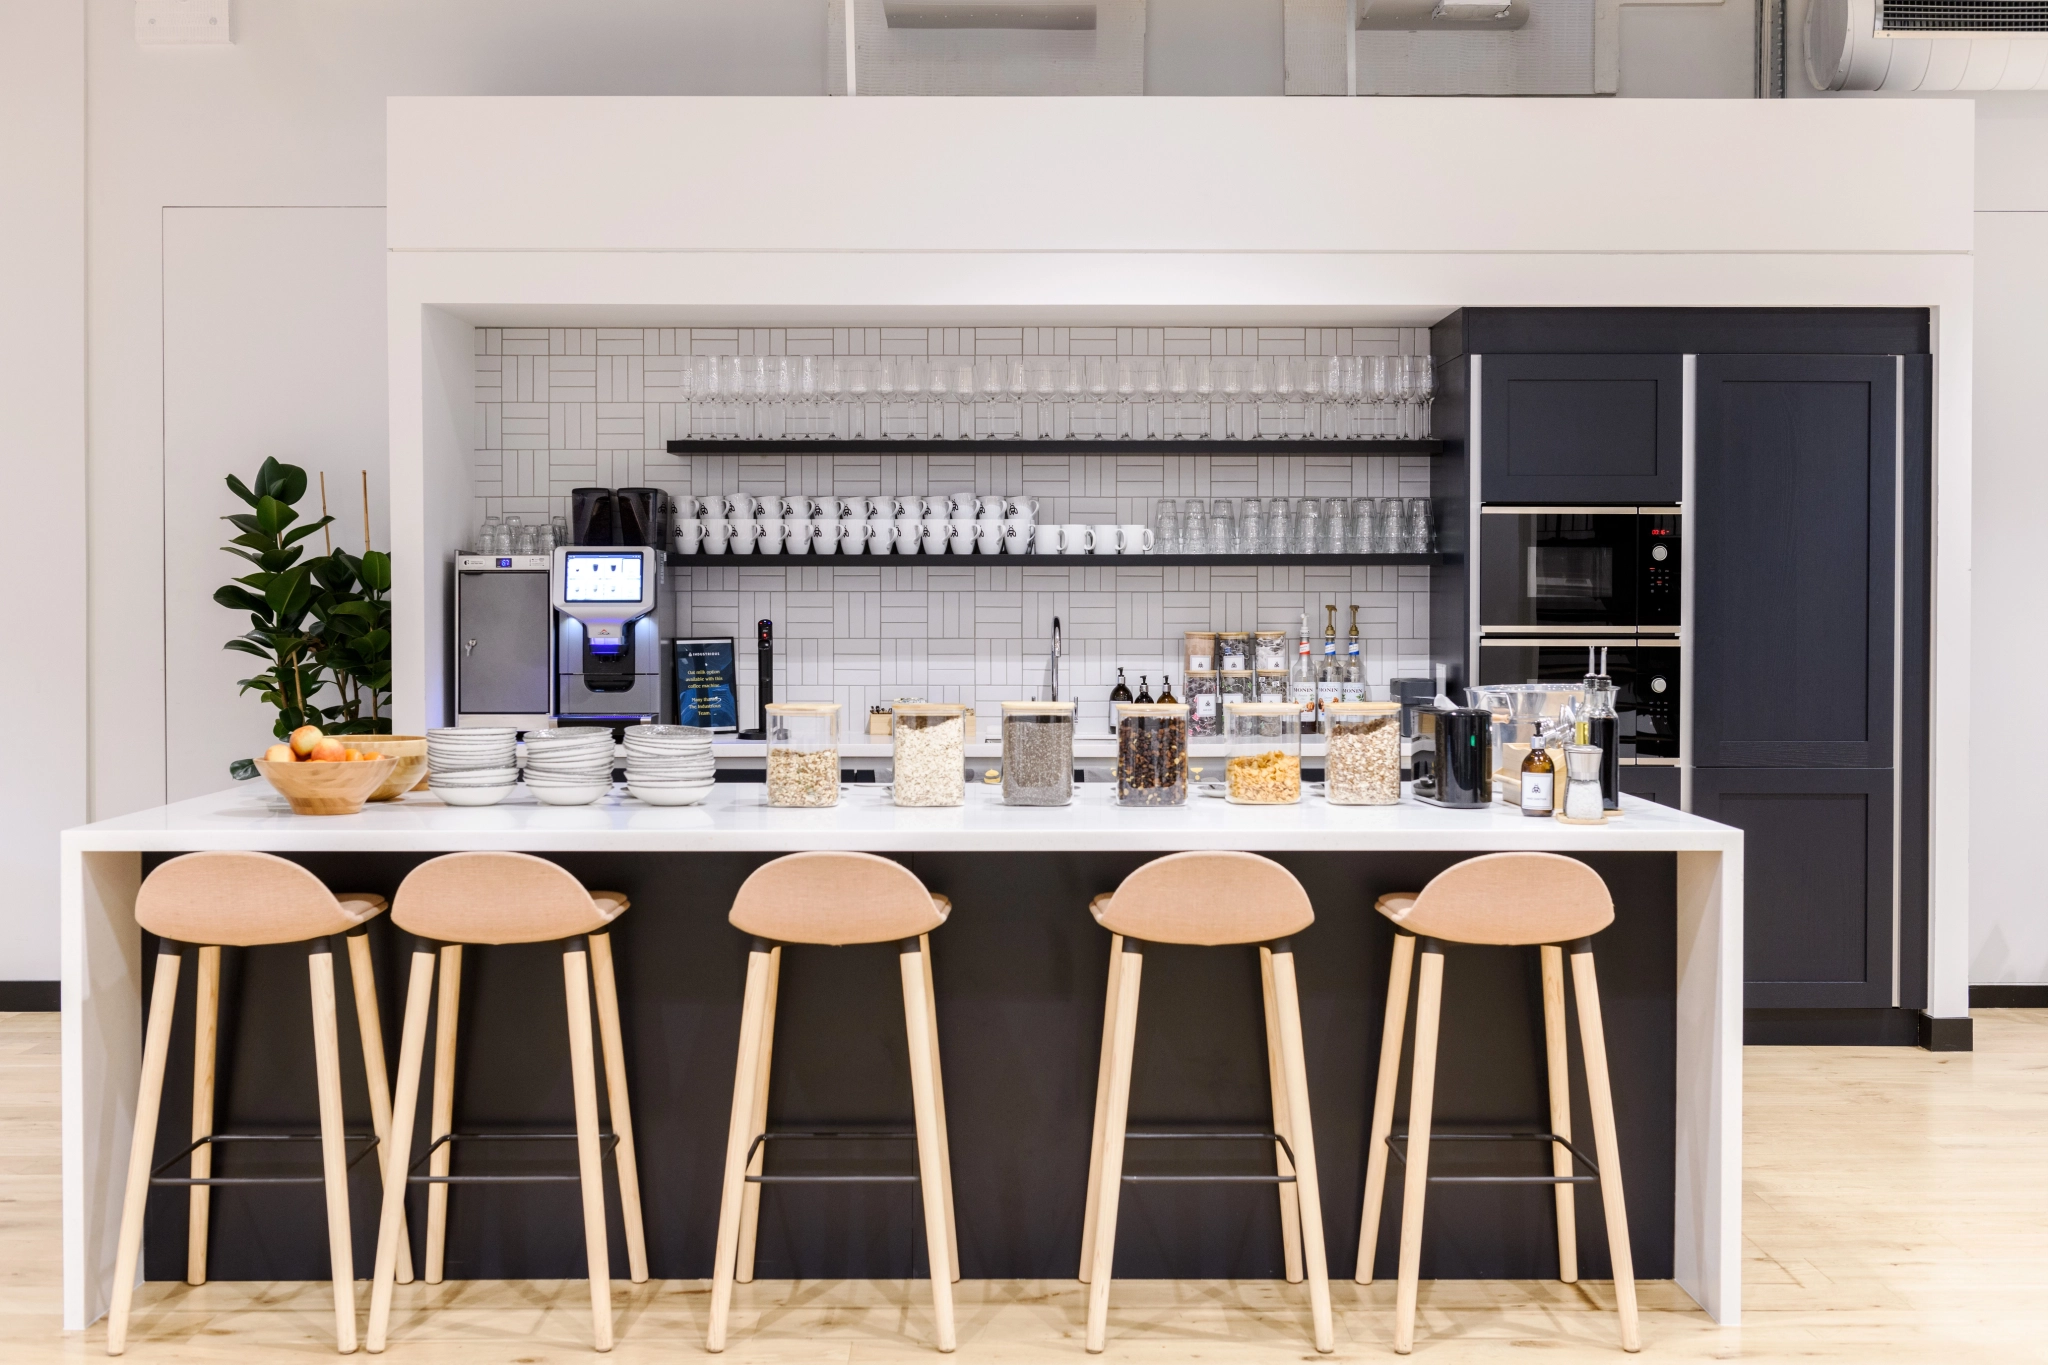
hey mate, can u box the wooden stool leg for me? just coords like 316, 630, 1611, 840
106, 946, 181, 1358
1570, 946, 1641, 1353
1541, 945, 1579, 1285
423, 945, 461, 1284
186, 944, 219, 1287
1393, 941, 1445, 1356
735, 944, 780, 1285
308, 942, 359, 1354
563, 941, 615, 1352
920, 934, 961, 1284
1259, 945, 1304, 1284
707, 944, 774, 1353
346, 933, 413, 1285
1270, 947, 1334, 1354
900, 940, 958, 1352
1077, 932, 1123, 1283
367, 948, 437, 1354
1357, 932, 1416, 1285
1084, 941, 1142, 1354
588, 933, 648, 1285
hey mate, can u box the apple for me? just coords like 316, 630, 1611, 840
309, 737, 348, 762
289, 725, 323, 757
262, 744, 295, 764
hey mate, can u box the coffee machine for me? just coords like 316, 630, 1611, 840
552, 545, 673, 725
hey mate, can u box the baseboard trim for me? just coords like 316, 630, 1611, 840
1971, 985, 2048, 1008
1745, 1006, 1935, 1048
0, 981, 58, 1011
1919, 1013, 1973, 1051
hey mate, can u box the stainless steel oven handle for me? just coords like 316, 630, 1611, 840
1478, 637, 1686, 649
1480, 505, 1650, 516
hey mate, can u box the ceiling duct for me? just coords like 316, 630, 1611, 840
1808, 0, 2048, 86
1355, 0, 1529, 31
882, 2, 1097, 28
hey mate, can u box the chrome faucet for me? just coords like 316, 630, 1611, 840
1047, 615, 1062, 701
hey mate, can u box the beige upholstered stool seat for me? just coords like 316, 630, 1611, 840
1358, 852, 1638, 1355
388, 851, 628, 944
1089, 849, 1315, 946
136, 850, 388, 946
730, 850, 948, 945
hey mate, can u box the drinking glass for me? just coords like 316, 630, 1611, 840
1351, 497, 1377, 553
1367, 355, 1393, 439
974, 356, 1005, 438
787, 354, 819, 438
1323, 497, 1348, 554
1153, 498, 1181, 554
1182, 499, 1208, 553
1209, 498, 1236, 555
1240, 497, 1263, 555
501, 515, 524, 556
1293, 497, 1319, 554
476, 514, 500, 555
1273, 357, 1302, 438
1406, 497, 1434, 554
1084, 355, 1114, 438
1193, 356, 1215, 439
1379, 496, 1406, 553
1265, 496, 1294, 554
899, 356, 928, 438
1163, 356, 1192, 438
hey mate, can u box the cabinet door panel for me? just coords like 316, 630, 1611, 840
1691, 767, 1892, 1009
1480, 354, 1682, 503
1694, 355, 1896, 768
1618, 764, 1679, 808
458, 571, 553, 715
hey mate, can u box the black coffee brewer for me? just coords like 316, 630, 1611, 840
571, 486, 672, 550
1412, 706, 1494, 808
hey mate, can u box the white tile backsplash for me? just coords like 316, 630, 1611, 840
475, 325, 1438, 731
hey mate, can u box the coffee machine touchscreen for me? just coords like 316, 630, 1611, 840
562, 553, 644, 604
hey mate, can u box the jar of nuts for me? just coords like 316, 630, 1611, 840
1223, 702, 1302, 805
765, 702, 841, 808
1325, 700, 1402, 805
1116, 703, 1190, 807
892, 703, 967, 807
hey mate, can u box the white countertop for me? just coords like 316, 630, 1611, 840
65, 780, 1738, 855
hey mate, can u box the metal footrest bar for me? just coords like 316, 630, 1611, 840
1385, 1131, 1600, 1185
407, 1130, 619, 1185
743, 1126, 921, 1184
1120, 1129, 1298, 1184
149, 1132, 379, 1187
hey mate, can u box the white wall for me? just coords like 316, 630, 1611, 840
0, 1, 87, 985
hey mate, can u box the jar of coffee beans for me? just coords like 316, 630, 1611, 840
1324, 700, 1402, 805
1116, 703, 1190, 807
1000, 701, 1075, 806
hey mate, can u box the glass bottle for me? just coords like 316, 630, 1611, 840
1519, 729, 1556, 818
1157, 674, 1177, 705
1289, 611, 1319, 734
1316, 605, 1343, 724
1581, 646, 1621, 811
1134, 675, 1154, 705
1108, 666, 1134, 735
1341, 606, 1367, 704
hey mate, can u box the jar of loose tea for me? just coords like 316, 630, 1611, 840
1217, 632, 1253, 672
1219, 669, 1253, 710
1117, 703, 1189, 807
1184, 671, 1221, 736
765, 702, 840, 808
1254, 631, 1288, 671
1255, 669, 1289, 703
1325, 700, 1402, 805
1000, 700, 1075, 806
1183, 631, 1218, 675
892, 703, 967, 807
1223, 702, 1302, 805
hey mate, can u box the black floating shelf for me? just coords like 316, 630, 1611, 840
664, 437, 1443, 456
669, 552, 1450, 568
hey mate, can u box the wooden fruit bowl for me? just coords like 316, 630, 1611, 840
340, 736, 429, 801
255, 757, 399, 816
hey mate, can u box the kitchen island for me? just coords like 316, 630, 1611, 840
60, 782, 1740, 1331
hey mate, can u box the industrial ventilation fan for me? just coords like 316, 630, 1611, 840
1808, 0, 2048, 88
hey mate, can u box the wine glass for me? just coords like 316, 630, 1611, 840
1367, 355, 1393, 439
1004, 357, 1029, 439
1299, 357, 1328, 440
818, 355, 845, 439
844, 356, 872, 440
1273, 357, 1302, 439
1410, 355, 1436, 439
925, 356, 951, 439
1193, 356, 1215, 439
1031, 358, 1061, 439
1061, 359, 1085, 438
1217, 356, 1246, 440
1114, 358, 1138, 439
1137, 358, 1165, 441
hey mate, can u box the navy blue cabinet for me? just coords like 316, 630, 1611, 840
1479, 354, 1683, 504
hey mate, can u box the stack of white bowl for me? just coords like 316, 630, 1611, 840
623, 725, 716, 805
520, 729, 619, 806
426, 728, 518, 807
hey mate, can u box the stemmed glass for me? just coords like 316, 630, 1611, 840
1298, 358, 1328, 440
926, 356, 952, 439
1061, 360, 1086, 438
715, 356, 745, 439
1031, 359, 1061, 439
678, 354, 705, 439
844, 356, 873, 440
1217, 357, 1246, 440
900, 356, 928, 439
1004, 357, 1029, 439
818, 355, 845, 439
1193, 356, 1215, 439
1138, 359, 1165, 441
1410, 355, 1436, 438
788, 355, 819, 438
1114, 358, 1138, 439
1249, 357, 1274, 439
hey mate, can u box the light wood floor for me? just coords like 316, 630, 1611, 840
6, 1009, 2046, 1361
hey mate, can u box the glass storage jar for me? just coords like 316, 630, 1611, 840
1183, 631, 1218, 675
1255, 669, 1289, 703
1117, 703, 1189, 807
1223, 702, 1303, 804
1000, 701, 1075, 806
1217, 632, 1253, 672
1325, 700, 1402, 805
765, 702, 841, 808
1219, 669, 1254, 710
1254, 631, 1288, 672
892, 703, 967, 807
1184, 671, 1221, 736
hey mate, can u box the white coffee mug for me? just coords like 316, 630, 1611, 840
974, 495, 1007, 521
675, 519, 705, 555
701, 518, 731, 554
1032, 524, 1068, 555
1062, 524, 1096, 554
859, 495, 890, 522
758, 520, 785, 555
948, 519, 976, 555
1089, 524, 1123, 555
975, 523, 1004, 555
1001, 518, 1033, 554
864, 520, 894, 555
840, 520, 869, 555
890, 495, 921, 521
944, 492, 976, 519
778, 494, 815, 520
1006, 495, 1040, 521
811, 519, 838, 555
783, 517, 811, 555
1118, 525, 1156, 555
685, 495, 715, 520
921, 522, 948, 554
731, 520, 759, 555
811, 496, 847, 521
893, 521, 922, 554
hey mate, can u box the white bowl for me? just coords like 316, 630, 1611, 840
429, 764, 520, 781
627, 781, 713, 806
432, 783, 514, 806
528, 780, 612, 806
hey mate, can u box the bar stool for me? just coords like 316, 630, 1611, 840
107, 851, 408, 1356
365, 852, 647, 1354
1078, 851, 1334, 1355
1355, 851, 1639, 1354
706, 851, 958, 1354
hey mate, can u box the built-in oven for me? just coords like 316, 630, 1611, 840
1479, 507, 1681, 634
1475, 638, 1681, 761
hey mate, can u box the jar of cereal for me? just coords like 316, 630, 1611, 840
765, 703, 840, 807
892, 703, 967, 807
1223, 702, 1302, 805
